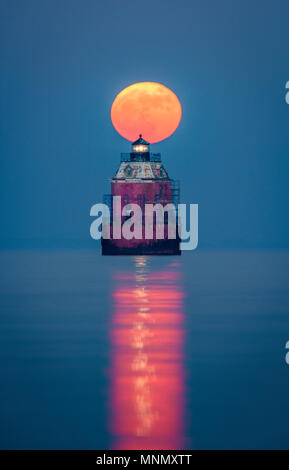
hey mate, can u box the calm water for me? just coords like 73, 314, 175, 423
0, 250, 288, 449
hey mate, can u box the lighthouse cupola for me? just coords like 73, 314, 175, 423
131, 134, 150, 161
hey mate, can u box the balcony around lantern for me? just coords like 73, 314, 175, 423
120, 152, 161, 163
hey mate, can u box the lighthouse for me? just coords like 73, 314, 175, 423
102, 135, 181, 255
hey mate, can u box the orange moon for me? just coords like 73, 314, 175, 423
111, 82, 182, 144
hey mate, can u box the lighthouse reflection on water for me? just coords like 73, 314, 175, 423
110, 257, 186, 450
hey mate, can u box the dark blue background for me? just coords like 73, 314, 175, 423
1, 0, 289, 249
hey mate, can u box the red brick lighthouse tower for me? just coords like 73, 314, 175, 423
102, 135, 181, 255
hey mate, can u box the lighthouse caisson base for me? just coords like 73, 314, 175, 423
102, 136, 181, 256
101, 236, 181, 256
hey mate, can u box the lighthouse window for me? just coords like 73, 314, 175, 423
133, 145, 148, 153
124, 165, 133, 176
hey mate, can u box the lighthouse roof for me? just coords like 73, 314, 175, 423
113, 161, 169, 180
132, 134, 150, 146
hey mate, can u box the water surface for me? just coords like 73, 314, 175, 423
0, 250, 288, 449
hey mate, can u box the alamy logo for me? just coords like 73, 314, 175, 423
285, 341, 289, 365
285, 81, 289, 104
90, 196, 198, 251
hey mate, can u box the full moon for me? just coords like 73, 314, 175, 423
111, 82, 182, 144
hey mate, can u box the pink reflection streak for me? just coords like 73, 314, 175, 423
110, 258, 185, 450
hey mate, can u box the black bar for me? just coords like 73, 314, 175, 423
0, 450, 287, 467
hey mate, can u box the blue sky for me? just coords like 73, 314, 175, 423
0, 0, 288, 248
